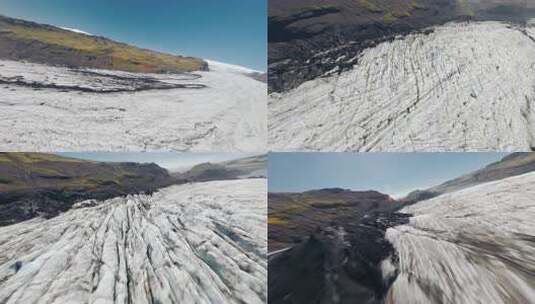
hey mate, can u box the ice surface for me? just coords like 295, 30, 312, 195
269, 21, 535, 151
385, 172, 535, 303
0, 179, 267, 304
0, 60, 266, 152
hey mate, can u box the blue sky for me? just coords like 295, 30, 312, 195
57, 153, 256, 171
269, 153, 509, 197
0, 0, 266, 70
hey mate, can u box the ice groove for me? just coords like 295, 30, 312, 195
0, 179, 267, 304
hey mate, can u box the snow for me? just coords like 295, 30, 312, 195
206, 60, 264, 75
0, 179, 267, 304
385, 172, 535, 303
269, 21, 535, 151
59, 27, 93, 36
0, 59, 266, 152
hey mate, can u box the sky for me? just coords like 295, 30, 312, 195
57, 152, 256, 172
0, 0, 266, 71
268, 153, 509, 197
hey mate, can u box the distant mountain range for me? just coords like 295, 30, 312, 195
404, 152, 535, 203
174, 154, 267, 182
0, 15, 207, 73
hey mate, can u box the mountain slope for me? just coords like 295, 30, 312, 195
0, 15, 207, 73
176, 154, 267, 182
268, 188, 407, 304
0, 179, 267, 304
268, 188, 397, 251
0, 153, 172, 226
404, 152, 535, 202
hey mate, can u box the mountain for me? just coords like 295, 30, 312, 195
0, 153, 172, 226
404, 152, 535, 202
268, 188, 407, 304
175, 154, 267, 182
0, 15, 207, 73
268, 188, 398, 251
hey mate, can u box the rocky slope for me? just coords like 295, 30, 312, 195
268, 188, 407, 303
269, 20, 535, 151
268, 189, 398, 251
0, 15, 207, 73
0, 153, 172, 226
0, 179, 267, 304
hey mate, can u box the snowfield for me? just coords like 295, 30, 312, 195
269, 21, 535, 151
385, 172, 535, 303
0, 179, 267, 304
0, 60, 266, 152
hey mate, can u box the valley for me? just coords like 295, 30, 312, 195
268, 153, 535, 303
0, 15, 266, 152
0, 153, 267, 303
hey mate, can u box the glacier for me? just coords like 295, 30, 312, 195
0, 179, 267, 304
0, 60, 266, 152
385, 172, 535, 303
269, 21, 535, 152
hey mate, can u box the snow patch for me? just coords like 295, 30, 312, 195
59, 26, 92, 36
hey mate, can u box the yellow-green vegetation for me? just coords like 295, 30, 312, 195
0, 153, 145, 191
268, 216, 288, 225
3, 24, 205, 73
312, 4, 338, 10
410, 0, 426, 10
297, 4, 338, 14
383, 12, 398, 23
456, 0, 475, 17
0, 153, 87, 164
358, 0, 383, 13
369, 0, 421, 23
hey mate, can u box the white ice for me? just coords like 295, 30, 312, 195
269, 21, 535, 151
0, 179, 267, 304
385, 172, 535, 303
0, 60, 266, 152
